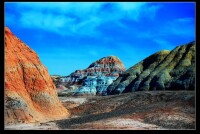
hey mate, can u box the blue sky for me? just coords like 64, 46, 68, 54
5, 2, 195, 76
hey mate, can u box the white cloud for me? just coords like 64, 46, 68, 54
115, 2, 147, 21
16, 2, 105, 19
19, 11, 72, 33
6, 2, 162, 36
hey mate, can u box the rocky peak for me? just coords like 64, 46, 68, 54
58, 56, 126, 87
73, 56, 126, 78
88, 55, 126, 70
53, 56, 126, 96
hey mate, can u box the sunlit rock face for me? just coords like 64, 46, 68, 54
65, 56, 125, 85
107, 41, 195, 95
5, 27, 70, 125
52, 56, 126, 95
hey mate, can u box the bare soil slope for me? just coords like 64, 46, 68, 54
57, 91, 195, 130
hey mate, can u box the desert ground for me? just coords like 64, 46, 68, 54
5, 90, 195, 130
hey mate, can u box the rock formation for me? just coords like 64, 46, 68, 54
65, 56, 125, 85
5, 27, 70, 125
74, 76, 117, 96
54, 56, 126, 95
107, 41, 195, 95
51, 75, 61, 85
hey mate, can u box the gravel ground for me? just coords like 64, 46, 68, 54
62, 91, 195, 130
5, 91, 195, 130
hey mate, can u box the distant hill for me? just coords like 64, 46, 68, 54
107, 41, 195, 95
65, 55, 126, 84
53, 55, 126, 95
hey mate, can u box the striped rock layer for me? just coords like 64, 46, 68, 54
5, 27, 70, 125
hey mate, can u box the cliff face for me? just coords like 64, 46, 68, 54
107, 42, 195, 95
5, 27, 70, 125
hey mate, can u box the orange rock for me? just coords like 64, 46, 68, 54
5, 27, 70, 125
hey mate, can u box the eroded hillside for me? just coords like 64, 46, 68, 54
5, 27, 70, 125
107, 42, 195, 95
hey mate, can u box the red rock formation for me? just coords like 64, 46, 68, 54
88, 56, 126, 74
5, 27, 70, 125
73, 56, 126, 77
61, 56, 126, 86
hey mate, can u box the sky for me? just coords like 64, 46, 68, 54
5, 2, 195, 76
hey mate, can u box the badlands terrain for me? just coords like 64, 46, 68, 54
6, 91, 195, 130
53, 41, 195, 97
5, 27, 69, 125
4, 26, 195, 130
